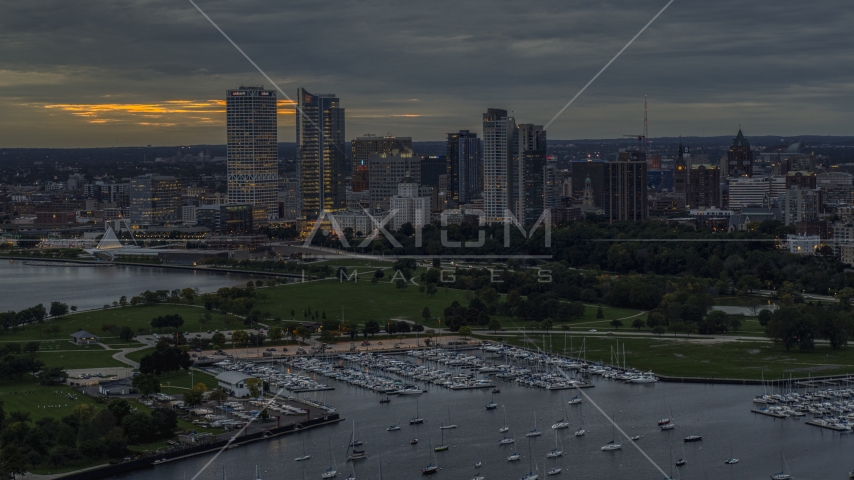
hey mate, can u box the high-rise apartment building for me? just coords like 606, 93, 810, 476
297, 88, 346, 221
516, 124, 547, 224
482, 109, 515, 223
727, 129, 753, 177
351, 134, 412, 192
446, 130, 482, 205
420, 155, 449, 189
129, 174, 182, 225
226, 86, 278, 223
389, 174, 431, 230
571, 154, 647, 222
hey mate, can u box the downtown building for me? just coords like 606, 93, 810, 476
687, 164, 721, 208
446, 130, 482, 206
129, 174, 182, 225
571, 152, 647, 222
297, 88, 346, 221
482, 108, 516, 224
516, 124, 547, 225
726, 128, 753, 177
351, 134, 412, 192
368, 148, 420, 210
226, 86, 278, 223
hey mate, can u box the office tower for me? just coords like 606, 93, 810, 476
129, 174, 182, 225
673, 142, 688, 199
516, 123, 547, 224
446, 130, 482, 205
688, 165, 721, 208
368, 148, 421, 210
297, 88, 346, 221
727, 177, 771, 209
196, 204, 254, 234
420, 155, 449, 189
351, 134, 412, 192
727, 128, 753, 177
571, 154, 646, 222
482, 109, 515, 223
226, 86, 278, 223
607, 152, 648, 222
389, 173, 431, 230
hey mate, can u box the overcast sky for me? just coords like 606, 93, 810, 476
1, 0, 852, 148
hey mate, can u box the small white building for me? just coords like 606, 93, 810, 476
215, 371, 257, 397
787, 234, 820, 255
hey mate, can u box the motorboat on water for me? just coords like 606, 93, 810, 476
568, 396, 581, 405
507, 452, 521, 461
547, 468, 561, 476
387, 424, 400, 431
683, 435, 702, 442
661, 423, 675, 431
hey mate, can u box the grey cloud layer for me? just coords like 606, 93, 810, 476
1, 0, 852, 147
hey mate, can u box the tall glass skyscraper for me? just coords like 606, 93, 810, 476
297, 88, 345, 221
226, 86, 278, 223
446, 130, 482, 205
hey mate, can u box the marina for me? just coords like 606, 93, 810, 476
95, 344, 854, 480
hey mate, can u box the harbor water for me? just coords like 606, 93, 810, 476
124, 355, 852, 480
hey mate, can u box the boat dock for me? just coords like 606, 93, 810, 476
290, 386, 335, 393
751, 409, 788, 419
804, 420, 850, 432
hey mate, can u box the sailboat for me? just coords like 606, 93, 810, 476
254, 465, 261, 480
770, 452, 792, 480
552, 403, 570, 429
486, 394, 498, 410
348, 421, 367, 460
507, 445, 521, 461
321, 437, 338, 478
500, 405, 510, 433
434, 427, 449, 452
439, 406, 457, 429
387, 423, 400, 432
526, 411, 542, 437
546, 430, 563, 458
661, 401, 676, 431
422, 435, 438, 475
546, 467, 561, 476
522, 439, 539, 479
724, 442, 739, 464
500, 431, 515, 445
574, 404, 586, 436
344, 463, 356, 480
410, 397, 424, 425
295, 435, 312, 461
600, 417, 622, 451
675, 443, 687, 466
568, 395, 581, 405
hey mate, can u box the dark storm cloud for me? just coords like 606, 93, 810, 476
1, 0, 853, 147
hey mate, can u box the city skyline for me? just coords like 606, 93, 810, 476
2, 0, 854, 148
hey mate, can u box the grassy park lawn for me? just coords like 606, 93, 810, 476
254, 277, 472, 325
156, 369, 219, 391
0, 376, 98, 420
0, 304, 242, 344
485, 333, 854, 380
37, 349, 126, 369
125, 346, 155, 364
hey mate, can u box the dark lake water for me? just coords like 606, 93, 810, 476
0, 261, 262, 311
122, 354, 851, 480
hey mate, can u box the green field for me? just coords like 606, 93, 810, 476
0, 304, 243, 343
125, 346, 155, 364
156, 369, 219, 391
487, 333, 854, 380
38, 349, 126, 369
254, 277, 472, 325
0, 377, 99, 421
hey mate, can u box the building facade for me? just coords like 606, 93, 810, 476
196, 204, 254, 234
297, 88, 346, 221
226, 86, 278, 222
516, 123, 547, 224
688, 165, 721, 208
129, 174, 181, 225
389, 175, 431, 230
482, 109, 515, 224
368, 149, 420, 210
446, 130, 482, 205
726, 129, 753, 177
351, 134, 412, 192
